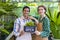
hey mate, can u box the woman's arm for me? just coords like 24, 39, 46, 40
35, 17, 50, 37
40, 17, 50, 37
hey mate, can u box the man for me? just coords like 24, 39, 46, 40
13, 6, 32, 40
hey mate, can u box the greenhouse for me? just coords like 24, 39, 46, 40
0, 0, 60, 40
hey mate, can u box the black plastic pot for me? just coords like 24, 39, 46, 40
24, 26, 36, 32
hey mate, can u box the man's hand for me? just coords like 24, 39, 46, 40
29, 16, 35, 20
29, 16, 38, 23
19, 31, 24, 36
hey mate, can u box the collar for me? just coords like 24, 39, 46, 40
20, 16, 30, 20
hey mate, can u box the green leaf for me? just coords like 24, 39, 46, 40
25, 21, 35, 27
0, 28, 10, 35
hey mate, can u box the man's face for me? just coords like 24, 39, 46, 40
38, 7, 45, 15
23, 8, 30, 16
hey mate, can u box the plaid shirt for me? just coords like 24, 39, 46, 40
13, 16, 32, 40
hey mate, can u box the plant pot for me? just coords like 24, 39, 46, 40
24, 26, 36, 32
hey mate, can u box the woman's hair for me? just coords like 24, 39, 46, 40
37, 5, 47, 13
23, 6, 30, 12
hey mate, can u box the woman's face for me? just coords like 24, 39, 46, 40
38, 7, 45, 15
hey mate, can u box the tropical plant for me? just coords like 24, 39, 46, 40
25, 21, 35, 27
46, 7, 60, 39
0, 1, 18, 40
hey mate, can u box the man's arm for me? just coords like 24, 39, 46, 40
13, 19, 20, 37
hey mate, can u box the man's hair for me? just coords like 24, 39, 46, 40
37, 5, 46, 13
23, 6, 30, 12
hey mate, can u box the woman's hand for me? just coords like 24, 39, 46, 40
35, 31, 42, 35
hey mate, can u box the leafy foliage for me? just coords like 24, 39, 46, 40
46, 7, 60, 39
0, 1, 18, 40
25, 21, 35, 27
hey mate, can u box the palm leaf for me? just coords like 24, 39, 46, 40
53, 10, 58, 24
56, 12, 60, 25
0, 8, 8, 16
47, 7, 54, 22
0, 28, 10, 35
57, 12, 60, 18
48, 7, 52, 18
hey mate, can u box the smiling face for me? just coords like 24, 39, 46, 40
37, 6, 46, 16
23, 8, 30, 16
22, 6, 30, 18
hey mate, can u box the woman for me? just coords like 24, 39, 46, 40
30, 5, 50, 40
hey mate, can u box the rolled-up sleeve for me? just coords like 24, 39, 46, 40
40, 17, 50, 37
13, 19, 20, 37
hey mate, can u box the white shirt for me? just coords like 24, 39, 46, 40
13, 16, 32, 40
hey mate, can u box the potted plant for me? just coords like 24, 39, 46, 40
24, 21, 36, 32
46, 7, 60, 39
